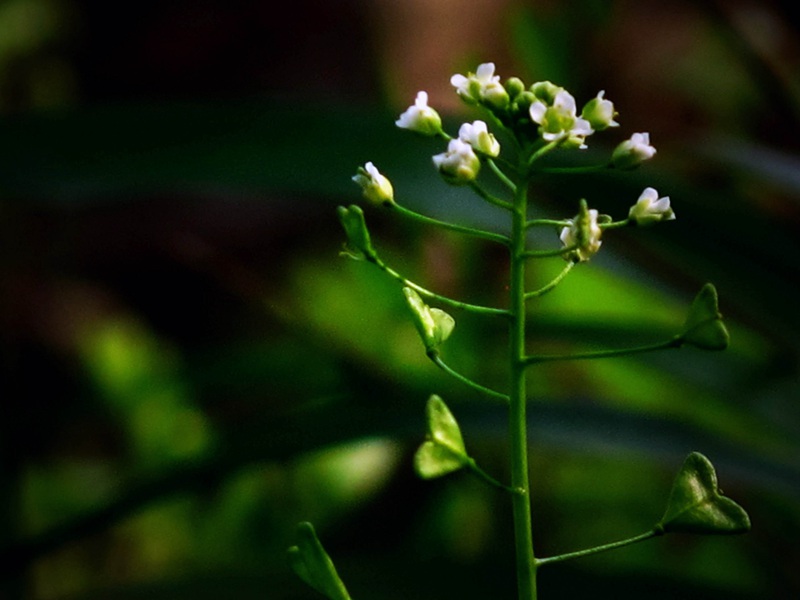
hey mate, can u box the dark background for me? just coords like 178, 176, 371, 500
1, 0, 799, 598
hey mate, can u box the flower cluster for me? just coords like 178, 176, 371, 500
352, 62, 673, 265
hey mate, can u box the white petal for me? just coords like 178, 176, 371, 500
475, 62, 496, 82
638, 187, 659, 203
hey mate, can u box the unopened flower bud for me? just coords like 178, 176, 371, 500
432, 138, 481, 185
512, 90, 536, 114
352, 162, 394, 206
612, 132, 656, 169
628, 187, 675, 225
530, 81, 563, 105
395, 91, 443, 136
458, 120, 500, 157
504, 77, 525, 100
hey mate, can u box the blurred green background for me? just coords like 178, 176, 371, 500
1, 0, 799, 598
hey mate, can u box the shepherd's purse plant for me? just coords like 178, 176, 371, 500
288, 62, 750, 600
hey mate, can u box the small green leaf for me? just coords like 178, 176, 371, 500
288, 522, 352, 600
337, 204, 376, 261
413, 395, 470, 479
678, 283, 729, 350
657, 452, 751, 535
403, 288, 455, 352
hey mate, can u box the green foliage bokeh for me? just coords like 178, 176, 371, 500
0, 1, 799, 599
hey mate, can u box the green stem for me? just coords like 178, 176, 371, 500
536, 529, 660, 567
469, 181, 514, 211
466, 458, 521, 495
535, 163, 611, 175
524, 338, 681, 366
527, 139, 561, 167
486, 158, 518, 193
375, 260, 510, 318
391, 204, 511, 246
521, 246, 575, 259
600, 218, 631, 230
525, 262, 575, 299
525, 218, 570, 229
428, 353, 509, 403
509, 171, 538, 600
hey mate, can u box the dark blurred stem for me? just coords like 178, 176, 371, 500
524, 338, 680, 366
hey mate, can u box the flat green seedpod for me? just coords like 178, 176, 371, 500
657, 452, 750, 535
413, 395, 470, 479
288, 522, 352, 600
403, 288, 455, 351
678, 283, 729, 350
337, 204, 376, 261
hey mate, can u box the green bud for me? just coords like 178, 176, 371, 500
530, 80, 563, 105
656, 452, 751, 535
678, 283, 729, 350
413, 395, 470, 479
337, 205, 376, 261
512, 90, 536, 115
504, 77, 525, 100
403, 287, 455, 352
288, 522, 352, 600
483, 83, 510, 111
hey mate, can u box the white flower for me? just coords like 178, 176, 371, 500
529, 89, 594, 148
450, 62, 509, 108
628, 187, 675, 225
432, 138, 481, 185
559, 200, 602, 262
395, 91, 442, 136
458, 120, 500, 157
352, 161, 394, 206
612, 132, 656, 169
581, 90, 619, 131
